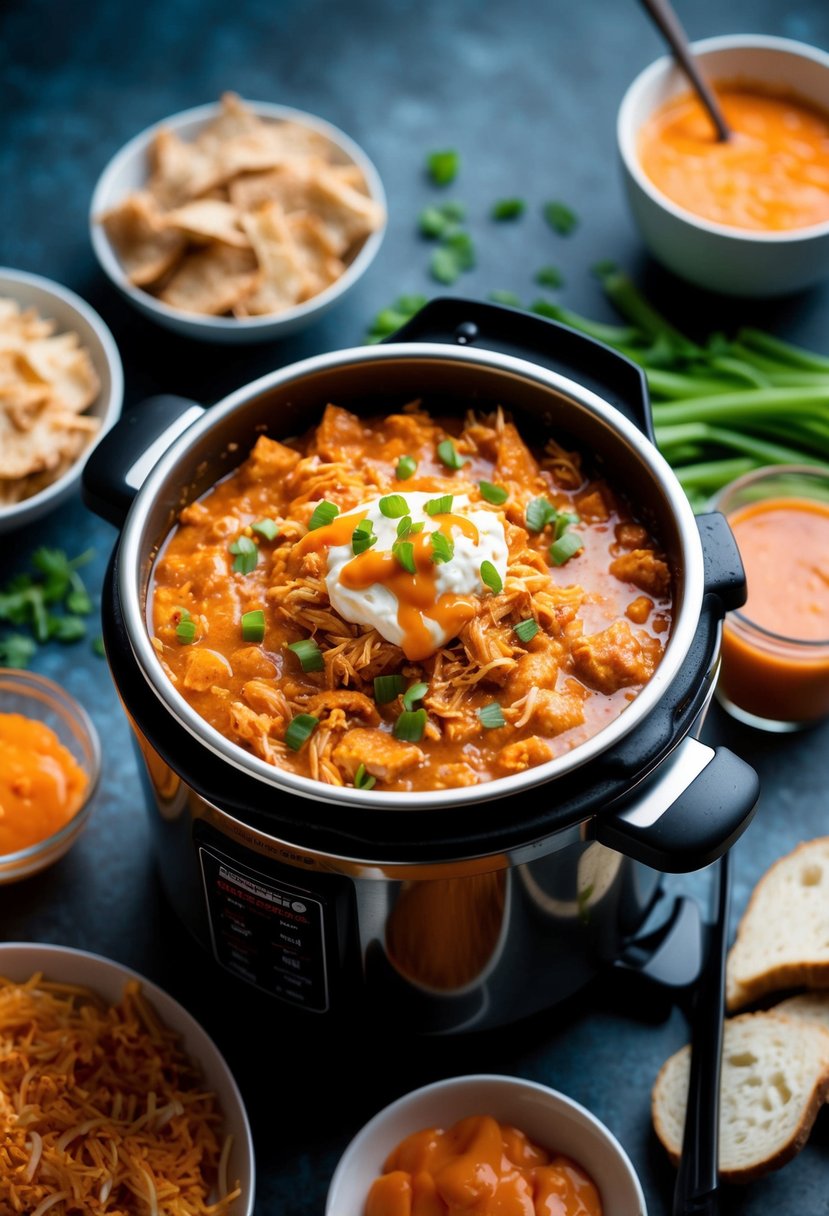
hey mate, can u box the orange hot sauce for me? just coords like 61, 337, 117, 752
638, 86, 829, 231
365, 1115, 602, 1216
0, 713, 87, 854
719, 497, 829, 724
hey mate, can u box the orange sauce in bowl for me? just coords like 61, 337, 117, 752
0, 713, 88, 853
638, 86, 829, 231
365, 1115, 602, 1216
718, 497, 829, 724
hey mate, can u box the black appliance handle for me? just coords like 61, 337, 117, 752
82, 395, 205, 527
595, 737, 759, 873
697, 510, 747, 612
387, 297, 655, 440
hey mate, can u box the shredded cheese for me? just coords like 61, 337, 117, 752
0, 973, 242, 1215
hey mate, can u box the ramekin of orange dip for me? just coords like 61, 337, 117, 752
0, 669, 100, 880
617, 35, 829, 296
712, 465, 829, 731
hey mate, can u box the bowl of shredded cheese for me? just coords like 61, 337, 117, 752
0, 942, 255, 1216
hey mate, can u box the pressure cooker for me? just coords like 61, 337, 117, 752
83, 299, 759, 1033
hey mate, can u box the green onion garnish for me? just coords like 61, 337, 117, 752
175, 609, 197, 645
425, 494, 453, 515
287, 638, 325, 672
252, 518, 279, 541
479, 481, 508, 505
430, 247, 462, 286
308, 500, 340, 530
397, 516, 425, 540
229, 536, 258, 575
543, 200, 578, 236
352, 520, 377, 555
430, 532, 454, 564
525, 496, 557, 533
379, 494, 409, 518
554, 511, 580, 539
492, 198, 525, 220
396, 455, 417, 480
550, 533, 584, 566
374, 674, 406, 704
480, 561, 503, 595
426, 149, 460, 186
535, 265, 565, 289
393, 541, 416, 574
437, 439, 466, 470
402, 682, 429, 712
488, 290, 522, 307
394, 707, 427, 742
285, 714, 319, 751
354, 763, 376, 791
241, 609, 265, 643
513, 618, 539, 643
477, 702, 506, 729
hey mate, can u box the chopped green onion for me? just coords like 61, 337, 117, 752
488, 290, 522, 307
437, 439, 466, 470
50, 616, 87, 642
425, 494, 453, 515
438, 200, 466, 222
396, 455, 418, 480
393, 541, 416, 574
513, 618, 539, 643
252, 518, 279, 541
492, 198, 525, 220
379, 494, 410, 518
430, 532, 454, 564
426, 149, 460, 186
92, 635, 106, 658
241, 609, 265, 643
479, 481, 508, 505
176, 618, 197, 644
394, 707, 427, 742
396, 516, 424, 539
229, 535, 258, 574
477, 702, 506, 729
535, 265, 565, 289
66, 587, 92, 616
308, 500, 340, 530
365, 295, 428, 344
285, 714, 319, 751
403, 682, 429, 712
352, 519, 377, 555
419, 206, 452, 238
443, 230, 476, 270
554, 511, 580, 539
550, 532, 584, 566
525, 497, 557, 533
543, 200, 578, 235
430, 247, 462, 285
354, 763, 376, 790
374, 674, 406, 703
287, 638, 325, 672
480, 561, 503, 595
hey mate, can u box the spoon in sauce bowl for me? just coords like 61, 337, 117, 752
638, 0, 731, 141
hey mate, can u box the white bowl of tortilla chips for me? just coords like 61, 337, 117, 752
90, 93, 387, 343
0, 268, 123, 533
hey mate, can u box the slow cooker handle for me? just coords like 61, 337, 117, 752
388, 297, 655, 440
595, 737, 759, 873
82, 395, 205, 526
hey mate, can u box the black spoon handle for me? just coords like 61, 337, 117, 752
638, 0, 731, 142
673, 849, 731, 1216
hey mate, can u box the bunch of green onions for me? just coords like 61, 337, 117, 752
533, 265, 829, 511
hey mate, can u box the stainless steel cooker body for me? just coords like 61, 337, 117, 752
86, 299, 760, 1032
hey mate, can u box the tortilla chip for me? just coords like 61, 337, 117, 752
163, 199, 250, 248
236, 203, 311, 315
100, 193, 186, 287
158, 244, 261, 315
148, 128, 221, 206
288, 213, 346, 299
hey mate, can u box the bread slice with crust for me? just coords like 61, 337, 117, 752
652, 1012, 829, 1183
726, 838, 829, 1012
775, 992, 829, 1034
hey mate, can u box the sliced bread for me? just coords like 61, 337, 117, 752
775, 992, 829, 1034
652, 1011, 829, 1183
726, 838, 829, 1011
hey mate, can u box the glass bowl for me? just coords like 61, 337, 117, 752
0, 669, 101, 880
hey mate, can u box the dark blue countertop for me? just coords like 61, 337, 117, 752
3, 1, 829, 1212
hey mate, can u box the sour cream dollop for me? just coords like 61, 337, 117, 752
322, 492, 509, 660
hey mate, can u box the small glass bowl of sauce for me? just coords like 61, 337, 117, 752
713, 465, 829, 731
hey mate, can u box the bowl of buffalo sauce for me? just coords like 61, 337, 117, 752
618, 35, 829, 296
326, 1074, 646, 1216
713, 465, 829, 730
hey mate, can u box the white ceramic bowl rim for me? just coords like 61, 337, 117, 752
618, 34, 829, 244
89, 100, 387, 330
0, 267, 124, 522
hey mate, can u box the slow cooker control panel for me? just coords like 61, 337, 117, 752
199, 841, 330, 1012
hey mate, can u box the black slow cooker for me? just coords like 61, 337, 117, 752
83, 300, 758, 1032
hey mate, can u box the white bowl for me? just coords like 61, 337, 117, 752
0, 268, 123, 532
326, 1074, 646, 1216
89, 101, 387, 343
0, 942, 255, 1215
618, 35, 829, 296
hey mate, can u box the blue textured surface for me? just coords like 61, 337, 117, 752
2, 1, 829, 1213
